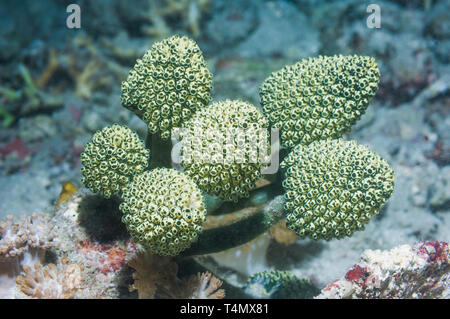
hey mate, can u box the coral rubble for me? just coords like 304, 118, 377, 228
318, 241, 449, 299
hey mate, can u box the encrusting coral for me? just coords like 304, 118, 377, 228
260, 55, 379, 148
121, 35, 212, 140
80, 124, 149, 199
0, 213, 58, 298
0, 63, 63, 120
318, 241, 449, 299
120, 168, 206, 256
180, 99, 270, 202
33, 188, 139, 299
281, 139, 395, 240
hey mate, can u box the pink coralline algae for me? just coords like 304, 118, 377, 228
76, 240, 136, 275
0, 138, 35, 159
418, 241, 448, 264
317, 241, 449, 299
344, 265, 369, 283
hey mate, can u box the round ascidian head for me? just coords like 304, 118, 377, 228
119, 168, 206, 256
244, 270, 320, 299
121, 35, 213, 140
281, 139, 394, 240
180, 99, 270, 202
260, 55, 380, 149
80, 124, 149, 199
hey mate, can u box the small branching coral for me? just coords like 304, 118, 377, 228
190, 272, 225, 299
141, 0, 211, 38
0, 64, 64, 120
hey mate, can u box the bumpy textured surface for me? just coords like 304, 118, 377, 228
80, 124, 149, 199
180, 99, 270, 202
244, 270, 320, 299
260, 55, 379, 148
281, 139, 394, 240
0, 213, 58, 261
120, 168, 206, 256
318, 241, 449, 299
121, 35, 212, 140
16, 262, 84, 299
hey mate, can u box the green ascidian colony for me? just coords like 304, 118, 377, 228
119, 168, 206, 256
260, 55, 379, 148
121, 35, 213, 140
80, 124, 149, 199
281, 139, 395, 240
244, 270, 320, 299
5, 0, 449, 300
180, 99, 270, 202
